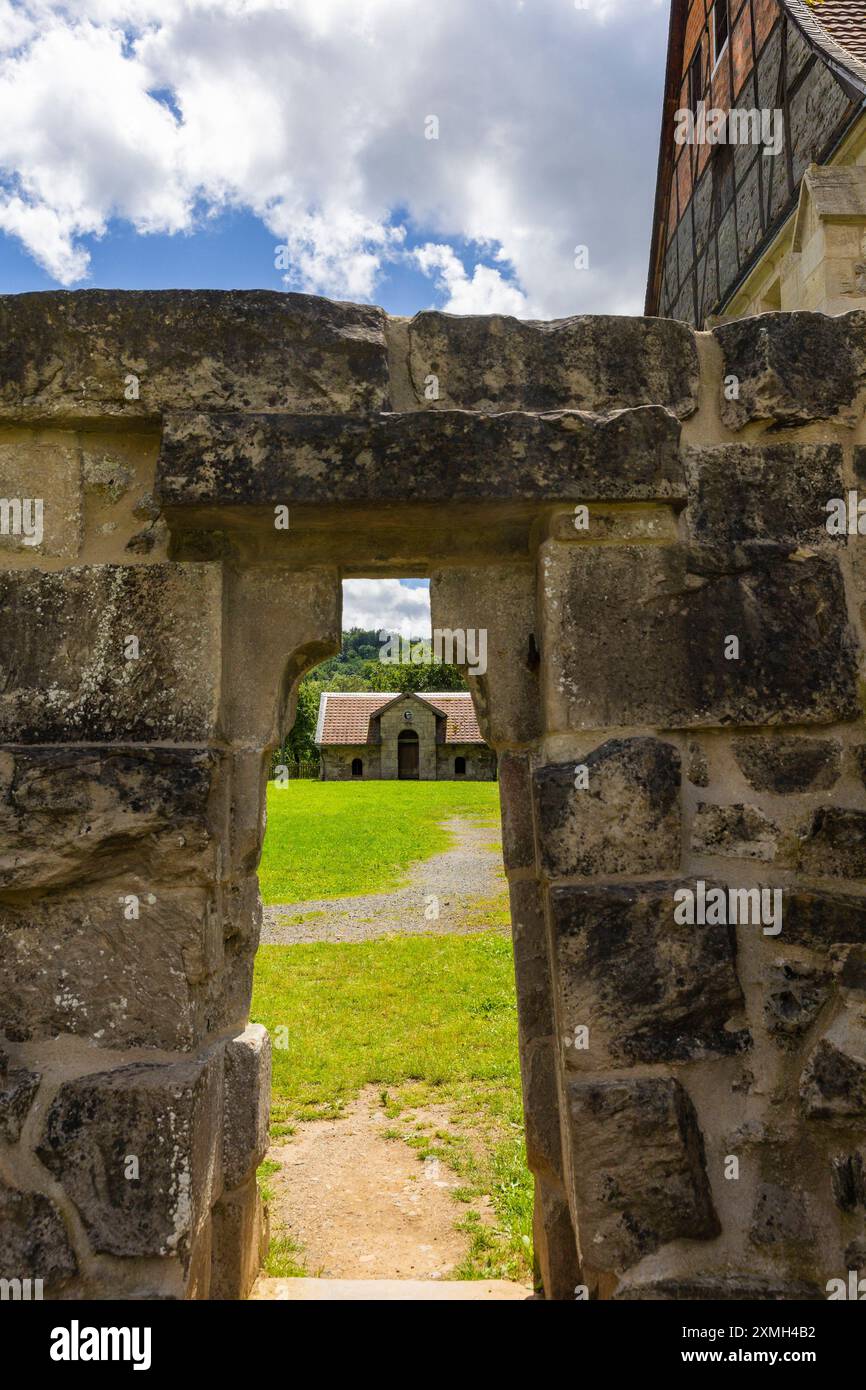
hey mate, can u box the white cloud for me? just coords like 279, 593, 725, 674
0, 0, 668, 314
413, 242, 528, 316
342, 579, 431, 639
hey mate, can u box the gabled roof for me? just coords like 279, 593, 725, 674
315, 690, 484, 745
645, 0, 866, 316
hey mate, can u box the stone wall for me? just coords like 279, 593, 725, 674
320, 745, 377, 780
1, 289, 865, 1301
435, 743, 497, 781
378, 699, 437, 780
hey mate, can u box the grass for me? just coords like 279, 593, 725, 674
259, 780, 502, 904
251, 929, 533, 1284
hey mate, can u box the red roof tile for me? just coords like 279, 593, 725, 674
786, 0, 866, 86
316, 691, 484, 745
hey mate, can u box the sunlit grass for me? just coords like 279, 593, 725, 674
259, 780, 502, 904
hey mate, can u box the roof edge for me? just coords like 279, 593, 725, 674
782, 0, 866, 97
645, 0, 689, 316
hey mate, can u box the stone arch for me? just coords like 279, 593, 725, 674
1, 291, 864, 1303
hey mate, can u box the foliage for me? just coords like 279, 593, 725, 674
270, 627, 467, 776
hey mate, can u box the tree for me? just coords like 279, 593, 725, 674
275, 679, 320, 771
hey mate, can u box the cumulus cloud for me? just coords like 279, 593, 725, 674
0, 0, 667, 315
342, 579, 431, 639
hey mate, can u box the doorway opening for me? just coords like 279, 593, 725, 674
397, 727, 419, 778
250, 577, 530, 1295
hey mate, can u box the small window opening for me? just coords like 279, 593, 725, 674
712, 1, 730, 70
688, 47, 703, 116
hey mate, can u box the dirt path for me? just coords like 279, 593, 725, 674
266, 1087, 494, 1280
261, 816, 506, 944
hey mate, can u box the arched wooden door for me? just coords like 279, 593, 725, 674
397, 728, 419, 779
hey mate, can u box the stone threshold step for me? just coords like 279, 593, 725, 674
250, 1277, 532, 1301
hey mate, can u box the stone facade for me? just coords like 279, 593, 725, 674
1, 291, 865, 1302
317, 691, 496, 780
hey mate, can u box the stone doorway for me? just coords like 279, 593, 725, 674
397, 728, 420, 778
2, 290, 865, 1304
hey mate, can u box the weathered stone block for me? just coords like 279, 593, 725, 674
0, 1048, 40, 1143
540, 543, 859, 731
0, 1184, 77, 1290
832, 1149, 866, 1211
405, 311, 699, 416
0, 746, 220, 890
157, 405, 685, 508
798, 809, 866, 880
0, 887, 222, 1049
510, 880, 554, 1045
37, 1054, 222, 1262
532, 1176, 580, 1301
765, 959, 833, 1048
687, 741, 709, 787
566, 1077, 719, 1271
431, 564, 540, 746
216, 875, 263, 1033
210, 1174, 268, 1300
783, 889, 866, 950
221, 565, 341, 746
714, 312, 866, 428
733, 736, 841, 793
0, 563, 222, 742
498, 753, 535, 871
691, 802, 781, 862
551, 882, 748, 1065
0, 440, 81, 558
683, 443, 843, 554
801, 1010, 866, 1119
534, 738, 681, 879
750, 1182, 812, 1249
520, 1037, 563, 1185
223, 1024, 271, 1190
0, 289, 390, 420
614, 1274, 824, 1300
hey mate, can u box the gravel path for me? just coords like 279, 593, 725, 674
261, 816, 507, 944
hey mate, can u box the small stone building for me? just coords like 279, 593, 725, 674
315, 690, 496, 780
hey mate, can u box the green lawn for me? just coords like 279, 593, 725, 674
252, 778, 532, 1285
259, 779, 502, 904
252, 930, 532, 1283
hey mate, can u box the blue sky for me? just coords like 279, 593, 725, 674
0, 0, 669, 318
0, 206, 480, 317
0, 0, 669, 630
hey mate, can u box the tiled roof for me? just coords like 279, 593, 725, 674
423, 693, 484, 742
785, 0, 866, 90
808, 0, 866, 63
315, 691, 484, 745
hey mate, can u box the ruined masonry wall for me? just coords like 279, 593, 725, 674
0, 291, 865, 1301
